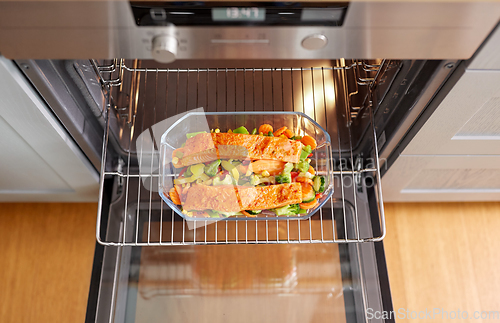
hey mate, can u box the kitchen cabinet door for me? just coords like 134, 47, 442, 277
468, 24, 500, 70
401, 69, 500, 156
382, 155, 500, 202
0, 57, 99, 201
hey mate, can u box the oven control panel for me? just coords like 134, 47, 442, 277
1, 1, 500, 62
141, 29, 332, 63
151, 35, 178, 63
130, 2, 348, 27
130, 2, 345, 62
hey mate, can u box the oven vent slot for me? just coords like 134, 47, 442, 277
94, 59, 386, 245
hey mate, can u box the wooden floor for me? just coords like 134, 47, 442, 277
0, 203, 97, 323
384, 202, 500, 322
1, 202, 500, 323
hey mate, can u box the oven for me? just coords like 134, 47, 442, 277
1, 1, 499, 322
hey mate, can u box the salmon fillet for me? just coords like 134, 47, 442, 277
182, 183, 302, 212
179, 133, 303, 167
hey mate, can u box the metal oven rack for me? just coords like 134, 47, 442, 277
93, 58, 387, 246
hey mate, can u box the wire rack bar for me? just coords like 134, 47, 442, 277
94, 59, 382, 89
95, 59, 386, 246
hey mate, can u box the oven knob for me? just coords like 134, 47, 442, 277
151, 35, 178, 63
301, 34, 328, 50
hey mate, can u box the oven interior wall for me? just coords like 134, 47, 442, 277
91, 58, 393, 246
100, 59, 384, 162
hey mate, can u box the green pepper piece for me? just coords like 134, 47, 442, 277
206, 210, 220, 218
251, 128, 257, 135
204, 160, 221, 177
232, 126, 249, 134
282, 162, 293, 174
213, 174, 233, 186
221, 160, 235, 171
268, 131, 274, 137
296, 160, 310, 173
299, 145, 312, 161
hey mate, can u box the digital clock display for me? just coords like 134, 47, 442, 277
212, 7, 266, 21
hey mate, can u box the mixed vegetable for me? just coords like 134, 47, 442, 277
168, 124, 326, 218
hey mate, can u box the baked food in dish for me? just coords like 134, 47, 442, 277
183, 183, 303, 213
173, 132, 304, 167
166, 124, 326, 219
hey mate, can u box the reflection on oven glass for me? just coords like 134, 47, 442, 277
135, 225, 346, 323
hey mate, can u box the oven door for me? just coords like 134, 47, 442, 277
86, 60, 393, 323
89, 198, 392, 323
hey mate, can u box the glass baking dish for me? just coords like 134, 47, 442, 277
159, 111, 333, 221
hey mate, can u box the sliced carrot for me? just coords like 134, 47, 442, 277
283, 129, 294, 138
250, 159, 286, 176
237, 164, 248, 174
300, 198, 318, 210
169, 187, 182, 205
295, 177, 314, 186
259, 124, 273, 134
308, 165, 315, 175
301, 135, 317, 150
301, 183, 314, 200
273, 126, 287, 137
178, 167, 188, 177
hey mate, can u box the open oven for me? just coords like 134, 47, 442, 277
1, 1, 500, 322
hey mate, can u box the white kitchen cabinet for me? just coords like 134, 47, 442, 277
0, 57, 99, 201
383, 71, 500, 201
468, 24, 500, 70
402, 70, 500, 156
383, 24, 500, 202
383, 155, 500, 202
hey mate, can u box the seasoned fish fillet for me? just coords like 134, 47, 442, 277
179, 133, 303, 166
179, 146, 250, 167
183, 183, 302, 212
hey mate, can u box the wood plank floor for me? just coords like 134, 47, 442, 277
0, 203, 97, 323
1, 202, 500, 323
384, 202, 500, 322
